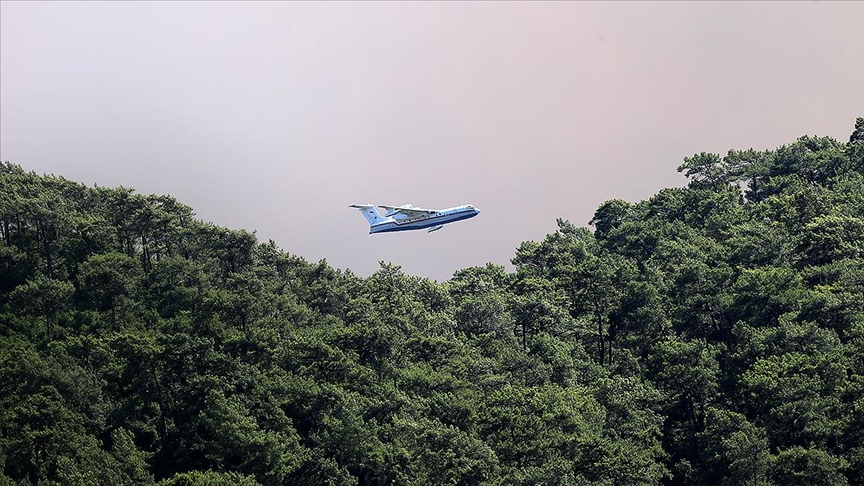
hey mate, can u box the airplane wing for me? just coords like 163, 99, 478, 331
379, 204, 437, 218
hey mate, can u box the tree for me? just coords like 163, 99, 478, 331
157, 470, 261, 486
771, 446, 848, 486
76, 252, 143, 328
697, 407, 773, 486
677, 152, 732, 191
8, 275, 74, 341
590, 199, 633, 240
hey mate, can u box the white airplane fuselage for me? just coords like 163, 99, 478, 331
352, 204, 480, 234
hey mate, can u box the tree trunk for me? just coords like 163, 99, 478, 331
45, 314, 54, 342
44, 232, 53, 278
598, 318, 604, 366
141, 233, 150, 272
152, 368, 170, 444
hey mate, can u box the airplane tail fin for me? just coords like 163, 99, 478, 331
349, 204, 384, 226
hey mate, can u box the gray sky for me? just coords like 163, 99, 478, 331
2, 1, 863, 281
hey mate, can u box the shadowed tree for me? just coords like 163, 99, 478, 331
9, 275, 74, 341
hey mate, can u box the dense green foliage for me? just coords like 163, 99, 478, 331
2, 119, 863, 485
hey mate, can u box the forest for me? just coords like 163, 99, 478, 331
1, 118, 862, 485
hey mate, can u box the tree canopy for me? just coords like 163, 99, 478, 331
2, 118, 863, 485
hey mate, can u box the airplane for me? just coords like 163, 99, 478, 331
349, 203, 480, 234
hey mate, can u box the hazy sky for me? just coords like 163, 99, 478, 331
2, 1, 863, 281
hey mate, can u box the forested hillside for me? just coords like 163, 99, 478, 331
2, 119, 863, 485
